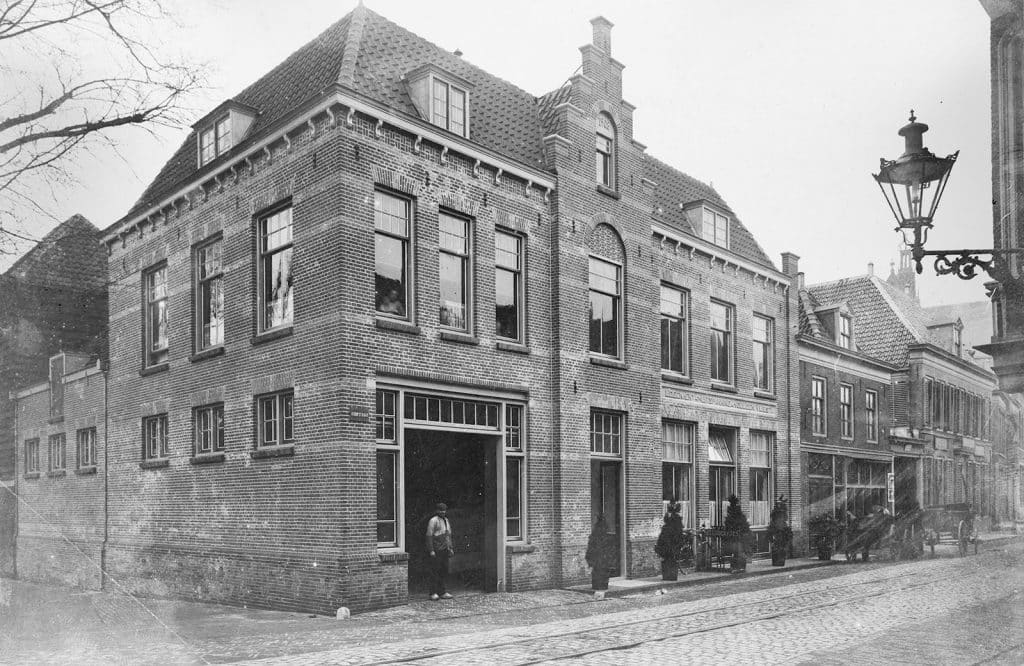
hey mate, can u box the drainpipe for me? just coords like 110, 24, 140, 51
12, 389, 19, 579
785, 284, 795, 543
101, 361, 109, 590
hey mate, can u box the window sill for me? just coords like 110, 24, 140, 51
48, 416, 64, 425
710, 382, 738, 394
251, 326, 293, 346
139, 459, 169, 470
496, 340, 530, 355
75, 466, 98, 476
190, 452, 226, 465
589, 355, 627, 370
753, 391, 776, 401
46, 470, 66, 479
506, 542, 536, 554
378, 551, 410, 563
440, 330, 479, 345
596, 184, 621, 200
139, 363, 170, 377
375, 317, 421, 336
190, 346, 225, 363
23, 472, 40, 480
661, 371, 693, 386
251, 445, 295, 460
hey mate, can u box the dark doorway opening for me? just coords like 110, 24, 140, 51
590, 459, 622, 577
894, 457, 918, 515
404, 429, 496, 597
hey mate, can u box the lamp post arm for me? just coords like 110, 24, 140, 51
919, 248, 1024, 280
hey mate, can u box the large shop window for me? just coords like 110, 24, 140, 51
258, 207, 294, 331
588, 256, 621, 358
374, 191, 411, 319
505, 404, 525, 540
438, 212, 471, 331
749, 431, 773, 527
495, 231, 523, 342
660, 285, 688, 375
662, 420, 694, 528
708, 427, 736, 527
845, 459, 888, 518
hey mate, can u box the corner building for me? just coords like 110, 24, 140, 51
53, 7, 799, 613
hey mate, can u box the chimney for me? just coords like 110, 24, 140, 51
591, 16, 613, 54
781, 252, 800, 278
868, 262, 874, 276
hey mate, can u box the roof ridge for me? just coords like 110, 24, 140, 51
868, 275, 927, 343
643, 153, 722, 201
337, 3, 366, 89
805, 274, 872, 291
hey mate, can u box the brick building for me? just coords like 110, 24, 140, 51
0, 214, 106, 577
11, 7, 799, 613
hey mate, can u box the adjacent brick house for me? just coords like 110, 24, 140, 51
11, 7, 800, 613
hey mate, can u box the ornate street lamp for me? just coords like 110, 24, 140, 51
874, 111, 1024, 279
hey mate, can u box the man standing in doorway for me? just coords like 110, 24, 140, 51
427, 502, 454, 600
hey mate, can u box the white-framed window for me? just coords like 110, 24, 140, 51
662, 420, 694, 529
142, 414, 169, 460
195, 237, 224, 350
432, 78, 467, 136
749, 431, 773, 527
193, 404, 225, 455
710, 300, 734, 384
144, 264, 168, 367
753, 314, 773, 392
811, 376, 827, 435
588, 256, 621, 358
24, 438, 39, 474
48, 433, 66, 472
702, 208, 729, 247
76, 428, 97, 468
438, 211, 471, 331
374, 190, 411, 319
257, 391, 293, 448
596, 113, 615, 188
590, 410, 622, 456
840, 383, 853, 439
505, 404, 525, 540
199, 115, 232, 166
495, 230, 523, 342
865, 390, 878, 442
660, 285, 688, 375
258, 206, 293, 332
839, 314, 853, 349
376, 389, 399, 547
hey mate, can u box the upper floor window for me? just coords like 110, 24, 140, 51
660, 285, 688, 375
199, 115, 231, 166
24, 438, 39, 475
438, 212, 471, 331
839, 314, 853, 349
865, 390, 878, 442
588, 256, 621, 358
752, 315, 773, 392
48, 433, 66, 473
840, 383, 853, 439
144, 264, 168, 367
258, 391, 294, 448
77, 428, 97, 468
709, 301, 734, 384
193, 404, 225, 455
432, 79, 467, 136
142, 414, 169, 460
374, 191, 411, 319
195, 238, 224, 350
702, 208, 729, 247
596, 114, 615, 188
495, 231, 523, 341
811, 377, 826, 435
258, 206, 293, 332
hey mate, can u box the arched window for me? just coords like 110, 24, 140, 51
596, 113, 615, 188
588, 222, 625, 358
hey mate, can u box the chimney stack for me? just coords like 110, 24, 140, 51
781, 252, 800, 278
591, 16, 613, 54
868, 262, 874, 276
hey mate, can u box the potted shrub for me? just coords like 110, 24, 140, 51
723, 494, 751, 573
808, 512, 842, 560
767, 495, 793, 566
654, 501, 690, 580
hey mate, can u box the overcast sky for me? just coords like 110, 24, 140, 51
3, 0, 994, 307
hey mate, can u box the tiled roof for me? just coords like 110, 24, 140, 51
3, 215, 105, 290
644, 155, 776, 269
797, 289, 826, 338
118, 6, 548, 227
924, 301, 993, 362
537, 84, 572, 138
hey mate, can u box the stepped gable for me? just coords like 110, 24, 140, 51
116, 5, 548, 228
644, 154, 776, 270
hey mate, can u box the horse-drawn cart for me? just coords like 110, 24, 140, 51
921, 503, 977, 557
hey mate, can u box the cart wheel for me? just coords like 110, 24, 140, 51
957, 520, 968, 557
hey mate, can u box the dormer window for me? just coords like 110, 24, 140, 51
404, 65, 473, 139
702, 207, 729, 247
199, 115, 231, 166
839, 313, 853, 349
193, 100, 257, 168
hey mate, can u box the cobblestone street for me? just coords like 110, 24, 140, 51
1, 539, 1021, 664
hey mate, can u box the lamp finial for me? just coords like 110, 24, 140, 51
909, 109, 916, 122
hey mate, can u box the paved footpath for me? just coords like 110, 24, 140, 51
0, 537, 1020, 664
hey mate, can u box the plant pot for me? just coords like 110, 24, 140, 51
771, 550, 786, 567
661, 559, 678, 581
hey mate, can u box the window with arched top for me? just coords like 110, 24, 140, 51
588, 223, 625, 358
596, 114, 615, 188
